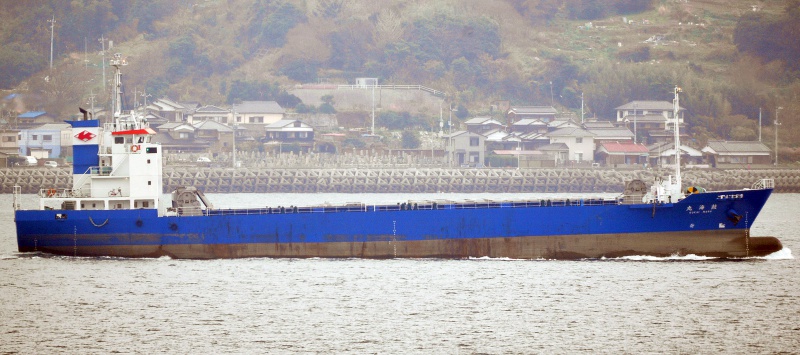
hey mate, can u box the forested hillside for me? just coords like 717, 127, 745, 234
1, 0, 799, 158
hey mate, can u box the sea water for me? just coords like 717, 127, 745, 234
1, 193, 798, 354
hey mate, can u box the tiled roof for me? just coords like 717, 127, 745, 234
232, 101, 285, 114
194, 120, 233, 132
194, 105, 229, 114
512, 118, 547, 126
508, 106, 557, 115
615, 100, 684, 111
19, 111, 47, 118
537, 143, 569, 151
703, 141, 771, 155
547, 127, 595, 137
464, 117, 498, 125
586, 128, 634, 139
598, 142, 649, 154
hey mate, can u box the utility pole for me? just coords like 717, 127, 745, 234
99, 35, 107, 98
758, 107, 762, 142
232, 110, 237, 169
580, 92, 584, 124
88, 91, 96, 118
141, 89, 151, 109
633, 102, 638, 144
439, 100, 444, 136
449, 103, 454, 167
549, 81, 554, 106
48, 16, 56, 70
775, 106, 782, 166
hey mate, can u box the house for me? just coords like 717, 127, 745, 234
190, 105, 230, 124
647, 141, 704, 167
647, 129, 690, 144
518, 132, 551, 151
510, 118, 549, 135
464, 117, 504, 134
19, 123, 71, 158
595, 142, 649, 166
615, 101, 685, 143
356, 78, 378, 87
142, 112, 168, 129
153, 122, 205, 153
585, 126, 634, 145
483, 129, 516, 152
264, 119, 315, 153
582, 120, 617, 129
536, 143, 570, 165
545, 126, 595, 163
16, 111, 56, 129
231, 101, 285, 126
507, 106, 558, 123
0, 129, 19, 156
147, 98, 194, 122
701, 140, 772, 168
193, 120, 234, 156
547, 118, 581, 131
443, 131, 485, 167
615, 100, 685, 124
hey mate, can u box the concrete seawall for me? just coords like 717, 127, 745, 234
4, 167, 799, 194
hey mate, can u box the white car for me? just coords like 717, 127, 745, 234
44, 161, 58, 168
196, 157, 211, 163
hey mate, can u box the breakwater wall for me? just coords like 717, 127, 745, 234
3, 167, 800, 194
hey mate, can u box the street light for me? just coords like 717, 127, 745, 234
448, 103, 455, 167
775, 106, 783, 166
48, 16, 56, 70
232, 110, 237, 169
633, 102, 637, 144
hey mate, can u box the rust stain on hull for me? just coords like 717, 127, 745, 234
21, 231, 784, 260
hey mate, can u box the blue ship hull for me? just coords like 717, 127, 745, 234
15, 188, 781, 259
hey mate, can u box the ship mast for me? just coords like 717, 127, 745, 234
109, 53, 127, 119
673, 86, 682, 189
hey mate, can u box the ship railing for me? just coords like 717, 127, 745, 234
39, 188, 88, 198
13, 185, 21, 210
752, 178, 775, 190
71, 166, 114, 193
186, 197, 620, 217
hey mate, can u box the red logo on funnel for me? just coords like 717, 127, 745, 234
75, 130, 96, 142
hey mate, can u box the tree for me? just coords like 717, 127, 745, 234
401, 131, 421, 149
0, 43, 46, 88
226, 80, 300, 108
280, 59, 320, 82
246, 1, 306, 50
734, 6, 800, 71
455, 104, 470, 120
319, 95, 336, 113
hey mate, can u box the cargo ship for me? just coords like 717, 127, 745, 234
13, 56, 783, 259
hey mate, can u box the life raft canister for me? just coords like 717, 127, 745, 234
685, 186, 706, 194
